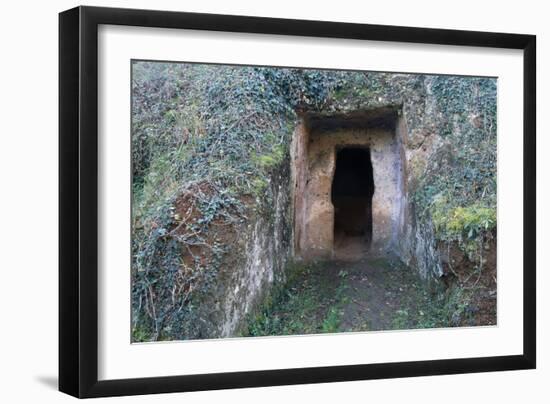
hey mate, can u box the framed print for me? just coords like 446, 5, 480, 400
59, 6, 536, 398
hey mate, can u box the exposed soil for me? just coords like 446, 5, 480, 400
333, 234, 370, 261
439, 235, 497, 327
337, 255, 428, 331
167, 183, 251, 299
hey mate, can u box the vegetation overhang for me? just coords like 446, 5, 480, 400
303, 105, 401, 133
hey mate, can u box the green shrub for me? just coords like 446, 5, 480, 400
432, 201, 496, 241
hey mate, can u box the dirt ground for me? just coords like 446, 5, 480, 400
322, 253, 440, 332
242, 250, 496, 337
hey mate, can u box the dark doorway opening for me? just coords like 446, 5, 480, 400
331, 147, 375, 256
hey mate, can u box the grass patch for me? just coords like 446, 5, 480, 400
390, 282, 473, 330
241, 262, 349, 337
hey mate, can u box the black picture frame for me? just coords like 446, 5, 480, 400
59, 5, 536, 398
